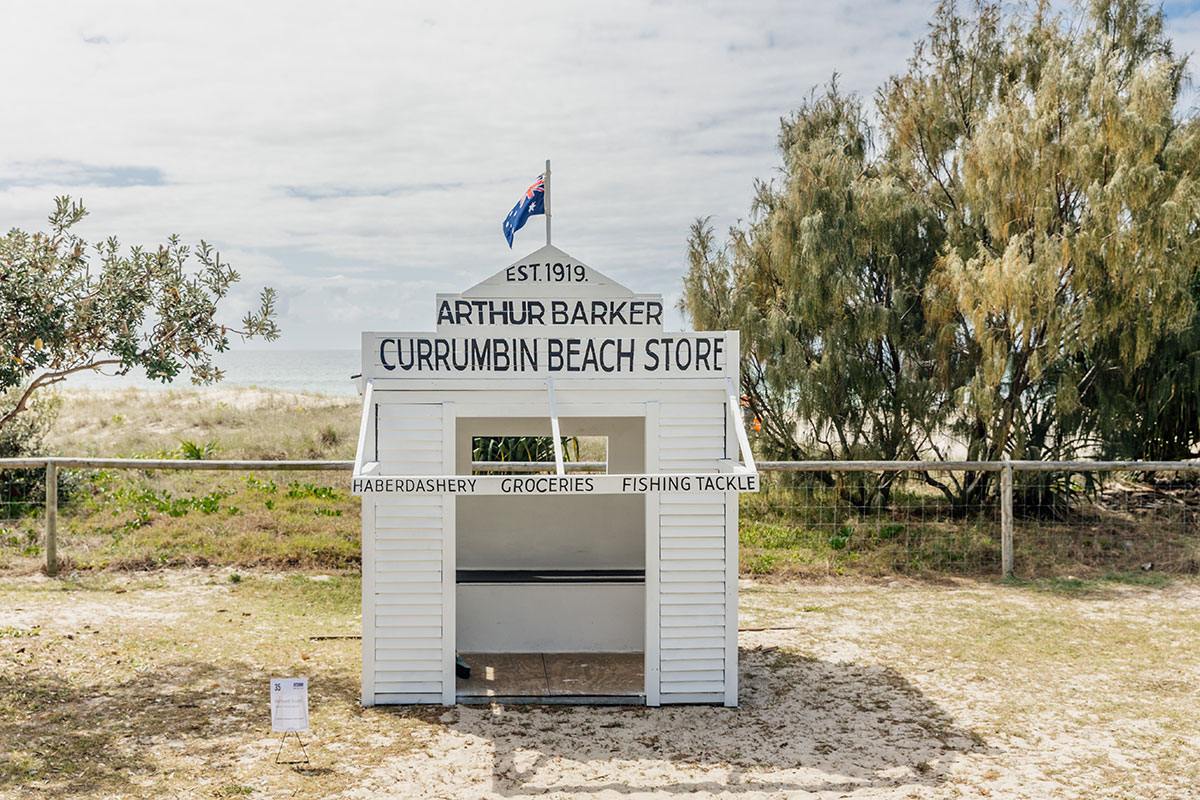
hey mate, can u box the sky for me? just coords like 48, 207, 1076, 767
2, 1, 1200, 349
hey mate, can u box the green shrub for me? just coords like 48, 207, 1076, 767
472, 436, 580, 463
0, 386, 71, 513
177, 439, 218, 459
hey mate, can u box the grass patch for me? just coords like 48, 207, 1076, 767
740, 474, 1199, 579
1099, 570, 1174, 587
44, 387, 360, 462
1006, 570, 1176, 597
739, 502, 999, 578
35, 468, 361, 570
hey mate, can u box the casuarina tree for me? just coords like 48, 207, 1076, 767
682, 86, 946, 505
684, 0, 1200, 506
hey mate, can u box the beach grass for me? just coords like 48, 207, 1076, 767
45, 386, 360, 462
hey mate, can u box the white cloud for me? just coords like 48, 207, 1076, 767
2, 0, 1197, 347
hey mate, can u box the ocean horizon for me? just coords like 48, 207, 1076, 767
59, 349, 361, 397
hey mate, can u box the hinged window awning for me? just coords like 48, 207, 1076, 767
351, 378, 759, 497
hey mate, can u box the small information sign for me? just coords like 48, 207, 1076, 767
270, 678, 309, 733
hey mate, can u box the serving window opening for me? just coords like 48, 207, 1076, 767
455, 416, 645, 701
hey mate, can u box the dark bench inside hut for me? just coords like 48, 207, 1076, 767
456, 568, 645, 584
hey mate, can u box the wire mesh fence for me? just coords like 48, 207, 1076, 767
0, 462, 46, 563
1010, 469, 1200, 576
742, 468, 1003, 576
745, 462, 1200, 577
0, 458, 1196, 578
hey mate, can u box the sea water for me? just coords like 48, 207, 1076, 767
60, 349, 360, 397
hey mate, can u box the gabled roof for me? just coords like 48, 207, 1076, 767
461, 245, 636, 298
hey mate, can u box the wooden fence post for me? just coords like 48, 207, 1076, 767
45, 461, 58, 577
1001, 458, 1013, 579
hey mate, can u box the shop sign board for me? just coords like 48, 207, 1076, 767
351, 472, 759, 496
366, 332, 729, 378
365, 245, 732, 380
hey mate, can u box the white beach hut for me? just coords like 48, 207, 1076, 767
352, 244, 758, 706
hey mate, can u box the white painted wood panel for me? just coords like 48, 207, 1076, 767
375, 403, 444, 476
660, 680, 726, 693
374, 676, 442, 690
660, 548, 725, 562
657, 393, 720, 482
657, 468, 731, 705
375, 692, 443, 704
661, 625, 725, 638
457, 583, 645, 652
661, 515, 727, 528
659, 497, 724, 510
660, 571, 726, 584
376, 505, 443, 519
375, 539, 442, 552
657, 657, 725, 671
375, 424, 443, 438
375, 529, 442, 542
643, 401, 661, 706
369, 402, 447, 706
661, 636, 725, 649
660, 614, 725, 627
659, 429, 723, 440
374, 659, 443, 672
650, 691, 724, 704
661, 603, 725, 617
659, 582, 726, 595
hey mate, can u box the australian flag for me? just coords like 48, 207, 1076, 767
502, 174, 545, 247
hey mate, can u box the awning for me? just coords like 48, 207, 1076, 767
351, 378, 759, 497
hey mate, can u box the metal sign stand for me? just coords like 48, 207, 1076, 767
275, 731, 310, 765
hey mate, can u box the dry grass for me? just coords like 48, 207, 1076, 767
2, 570, 1198, 798
44, 387, 360, 461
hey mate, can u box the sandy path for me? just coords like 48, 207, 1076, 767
3, 572, 1198, 799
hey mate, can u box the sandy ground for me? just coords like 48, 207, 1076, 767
3, 571, 1198, 799
54, 386, 348, 412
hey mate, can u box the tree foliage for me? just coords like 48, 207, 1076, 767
684, 88, 947, 503
1090, 267, 1200, 460
0, 197, 280, 429
683, 0, 1200, 503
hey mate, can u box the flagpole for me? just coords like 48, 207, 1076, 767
544, 159, 551, 246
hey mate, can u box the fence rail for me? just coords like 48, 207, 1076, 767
1, 457, 1197, 578
0, 457, 354, 470
758, 460, 1200, 472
